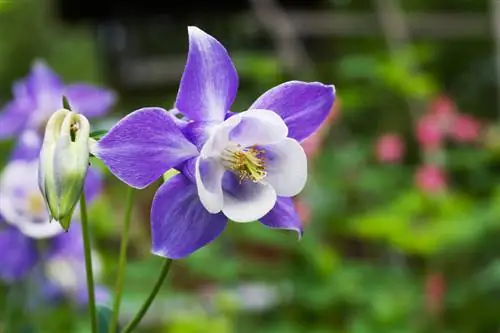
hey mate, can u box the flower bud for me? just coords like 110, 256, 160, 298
38, 109, 90, 230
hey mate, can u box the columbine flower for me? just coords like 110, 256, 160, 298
93, 27, 335, 259
0, 159, 106, 304
0, 217, 38, 282
39, 109, 91, 230
43, 223, 110, 306
0, 159, 100, 239
0, 217, 108, 305
0, 60, 115, 157
375, 133, 405, 163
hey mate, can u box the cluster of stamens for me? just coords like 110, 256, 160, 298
27, 193, 45, 216
222, 144, 267, 183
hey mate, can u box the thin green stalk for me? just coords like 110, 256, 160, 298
109, 187, 135, 333
80, 192, 97, 333
122, 259, 173, 333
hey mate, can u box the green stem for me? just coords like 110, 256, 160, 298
122, 259, 173, 333
80, 192, 97, 333
109, 187, 135, 333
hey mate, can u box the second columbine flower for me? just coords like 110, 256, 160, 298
39, 108, 91, 230
93, 26, 336, 259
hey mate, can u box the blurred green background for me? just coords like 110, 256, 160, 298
3, 0, 500, 332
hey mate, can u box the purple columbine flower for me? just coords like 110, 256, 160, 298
0, 159, 100, 238
0, 217, 38, 282
0, 60, 108, 223
0, 59, 115, 158
93, 27, 335, 259
43, 223, 110, 306
0, 158, 107, 304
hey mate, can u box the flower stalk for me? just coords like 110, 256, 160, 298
122, 258, 173, 333
80, 192, 97, 333
109, 187, 135, 333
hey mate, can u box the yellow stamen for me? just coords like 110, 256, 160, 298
27, 193, 45, 215
222, 144, 267, 183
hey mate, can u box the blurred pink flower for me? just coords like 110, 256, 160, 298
415, 165, 447, 193
416, 114, 444, 151
294, 198, 310, 226
301, 100, 340, 160
450, 114, 481, 143
301, 132, 323, 159
429, 95, 457, 129
425, 272, 446, 317
375, 133, 405, 163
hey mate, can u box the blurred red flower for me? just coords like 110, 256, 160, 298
375, 133, 405, 163
425, 272, 446, 317
294, 198, 311, 227
449, 114, 481, 143
416, 114, 444, 151
301, 100, 340, 159
415, 165, 447, 193
429, 95, 457, 129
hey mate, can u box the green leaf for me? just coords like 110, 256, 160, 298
62, 95, 72, 111
97, 305, 116, 333
90, 129, 108, 139
338, 55, 378, 80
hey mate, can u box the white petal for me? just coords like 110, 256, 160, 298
17, 219, 64, 239
195, 156, 225, 213
200, 114, 241, 158
229, 109, 288, 146
0, 159, 63, 238
222, 175, 277, 222
264, 138, 307, 197
0, 161, 41, 222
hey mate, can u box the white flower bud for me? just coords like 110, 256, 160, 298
38, 109, 90, 230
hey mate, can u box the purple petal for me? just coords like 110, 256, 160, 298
180, 157, 197, 183
182, 121, 218, 150
249, 81, 335, 141
84, 167, 103, 203
76, 284, 111, 306
260, 197, 303, 237
64, 84, 116, 118
9, 130, 42, 161
175, 27, 238, 122
39, 277, 65, 304
95, 107, 199, 189
12, 79, 32, 103
25, 60, 63, 99
0, 226, 38, 282
151, 174, 227, 259
0, 102, 28, 139
167, 109, 189, 131
50, 222, 83, 257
